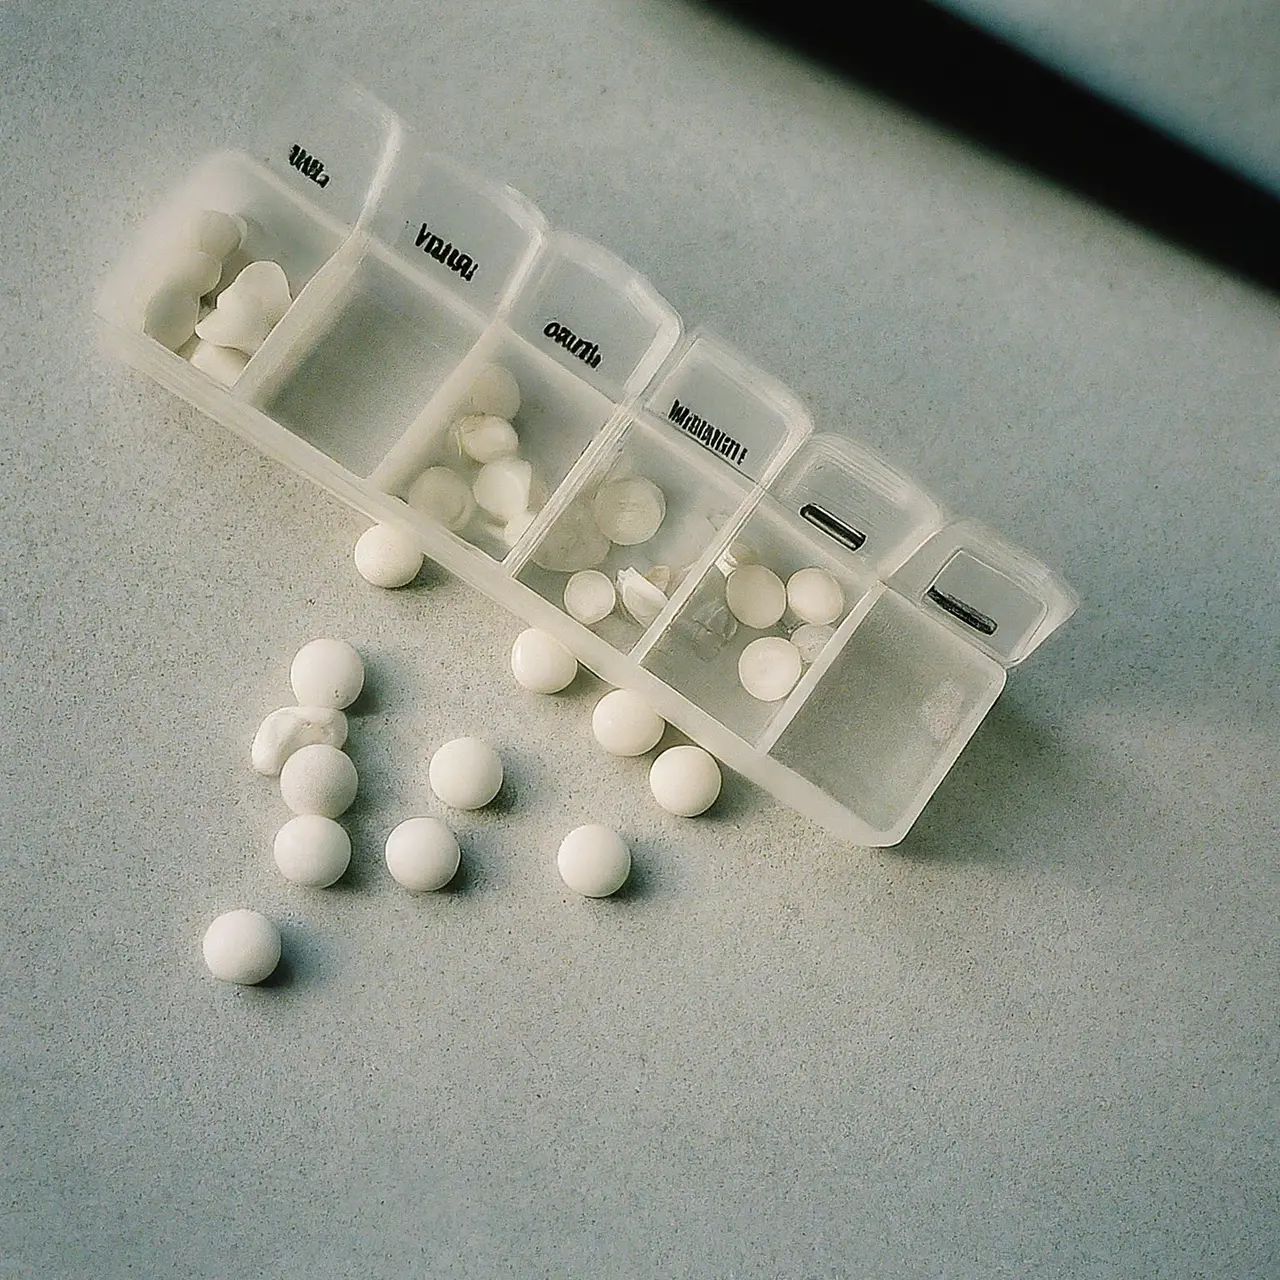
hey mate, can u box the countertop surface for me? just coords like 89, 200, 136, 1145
3, 2, 1276, 1276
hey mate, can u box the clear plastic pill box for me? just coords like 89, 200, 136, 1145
96, 83, 1076, 845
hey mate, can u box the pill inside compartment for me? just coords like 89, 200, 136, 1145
640, 494, 879, 742
515, 414, 758, 652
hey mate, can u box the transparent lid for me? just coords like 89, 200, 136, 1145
642, 333, 813, 485
889, 520, 1078, 666
506, 234, 682, 401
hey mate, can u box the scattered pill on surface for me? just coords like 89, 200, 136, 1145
188, 338, 249, 386
384, 817, 461, 891
183, 208, 247, 261
616, 567, 668, 627
143, 283, 199, 351
429, 736, 504, 810
251, 705, 349, 777
649, 745, 722, 816
290, 638, 365, 709
511, 628, 578, 693
202, 909, 281, 984
786, 567, 844, 625
462, 362, 520, 420
407, 465, 475, 532
273, 814, 351, 887
563, 570, 616, 625
591, 476, 666, 546
473, 458, 535, 521
354, 523, 424, 588
591, 689, 665, 756
738, 636, 804, 702
790, 622, 835, 665
687, 593, 740, 658
531, 498, 610, 572
279, 743, 359, 818
457, 414, 519, 464
557, 824, 631, 897
725, 564, 787, 629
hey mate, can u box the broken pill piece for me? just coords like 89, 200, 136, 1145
790, 622, 836, 664
616, 567, 668, 628
738, 636, 803, 702
591, 476, 666, 546
195, 292, 274, 355
231, 260, 292, 325
354, 523, 424, 588
563, 570, 616, 625
407, 466, 475, 532
725, 563, 787, 629
251, 705, 349, 776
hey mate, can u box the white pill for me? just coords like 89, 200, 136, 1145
161, 248, 223, 298
429, 736, 503, 810
202, 909, 281, 984
644, 564, 673, 593
251, 705, 348, 776
290, 638, 365, 709
462, 362, 520, 420
738, 636, 804, 702
407, 466, 475, 532
354, 523, 423, 588
511, 628, 578, 693
791, 622, 835, 665
231, 260, 292, 325
473, 458, 534, 521
530, 498, 610, 572
591, 689, 664, 756
188, 338, 249, 386
616, 567, 668, 627
142, 283, 198, 351
591, 476, 666, 546
787, 567, 844, 625
649, 745, 722, 816
279, 743, 359, 817
725, 563, 787, 629
557, 824, 631, 897
563, 570, 615, 625
195, 291, 274, 355
457, 414, 519, 464
182, 209, 247, 261
502, 510, 537, 547
385, 817, 460, 891
273, 814, 351, 887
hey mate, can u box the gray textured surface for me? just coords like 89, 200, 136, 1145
2, 2, 1277, 1277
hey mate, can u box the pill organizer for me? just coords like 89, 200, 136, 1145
95, 83, 1076, 846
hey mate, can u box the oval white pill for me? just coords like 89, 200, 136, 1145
787, 567, 844, 625
530, 498, 610, 573
194, 292, 274, 355
279, 743, 359, 817
725, 564, 787, 629
273, 814, 351, 887
407, 466, 475, 532
232, 260, 292, 324
790, 622, 835, 665
557, 824, 631, 897
591, 476, 666, 546
457, 414, 519, 464
616, 567, 668, 627
183, 208, 247, 261
385, 817, 460, 891
738, 636, 804, 702
649, 745, 722, 816
188, 338, 249, 386
429, 736, 503, 810
591, 689, 665, 756
202, 909, 281, 984
511, 628, 578, 693
290, 638, 365, 709
463, 362, 520, 420
251, 705, 348, 776
354, 523, 423, 588
142, 283, 198, 351
563, 570, 616, 625
162, 248, 222, 298
473, 458, 534, 521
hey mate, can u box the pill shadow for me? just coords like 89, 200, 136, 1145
254, 922, 336, 990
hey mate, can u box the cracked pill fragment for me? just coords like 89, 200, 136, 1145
251, 705, 348, 776
202, 909, 280, 984
188, 338, 249, 386
616, 567, 667, 628
738, 636, 803, 702
273, 814, 351, 887
473, 458, 535, 521
790, 622, 835, 665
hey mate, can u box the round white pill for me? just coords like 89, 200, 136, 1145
463, 362, 521, 420
290, 638, 365, 709
142, 282, 198, 351
279, 743, 359, 817
563, 570, 616, 625
354, 523, 423, 588
725, 564, 787, 629
473, 458, 535, 521
591, 689, 665, 756
649, 745, 722, 816
616, 567, 668, 627
202, 909, 281, 984
457, 414, 519, 464
591, 476, 666, 545
188, 337, 249, 386
790, 622, 835, 665
385, 817, 460, 891
251, 705, 348, 776
407, 466, 475, 532
787, 567, 844, 625
557, 824, 631, 897
183, 208, 247, 261
273, 814, 351, 887
429, 736, 504, 809
511, 628, 578, 693
738, 636, 804, 702
531, 498, 610, 572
